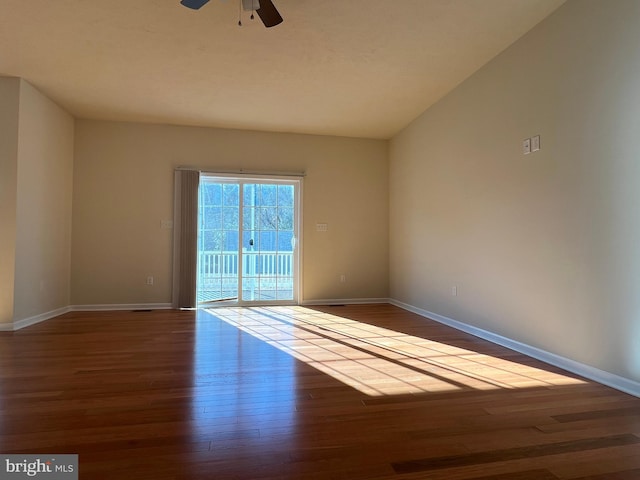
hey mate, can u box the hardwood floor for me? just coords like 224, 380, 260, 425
1, 304, 639, 479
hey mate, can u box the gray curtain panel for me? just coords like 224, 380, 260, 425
172, 169, 200, 308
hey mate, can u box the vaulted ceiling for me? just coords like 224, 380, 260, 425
0, 0, 565, 139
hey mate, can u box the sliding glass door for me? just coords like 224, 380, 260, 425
197, 176, 300, 305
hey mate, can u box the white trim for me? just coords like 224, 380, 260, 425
302, 297, 390, 306
389, 298, 640, 399
1, 303, 176, 331
171, 169, 183, 309
70, 303, 173, 312
295, 178, 303, 306
178, 167, 306, 178
4, 306, 72, 331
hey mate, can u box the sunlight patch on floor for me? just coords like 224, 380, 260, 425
207, 306, 585, 396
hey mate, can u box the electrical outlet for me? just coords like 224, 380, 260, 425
340, 274, 346, 283
451, 285, 457, 296
146, 276, 154, 286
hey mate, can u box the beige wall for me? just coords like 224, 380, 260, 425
71, 120, 388, 305
0, 78, 74, 328
14, 81, 74, 320
0, 78, 20, 326
390, 0, 640, 382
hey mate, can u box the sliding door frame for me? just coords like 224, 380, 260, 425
197, 172, 303, 307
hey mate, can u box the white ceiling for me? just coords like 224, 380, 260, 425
0, 0, 565, 139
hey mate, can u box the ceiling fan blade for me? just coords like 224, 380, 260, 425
256, 0, 283, 28
180, 0, 210, 10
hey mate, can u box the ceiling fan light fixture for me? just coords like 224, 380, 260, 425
241, 0, 260, 11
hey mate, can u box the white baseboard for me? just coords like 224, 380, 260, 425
389, 298, 640, 399
3, 304, 174, 331
1, 306, 73, 332
301, 298, 390, 306
69, 303, 173, 312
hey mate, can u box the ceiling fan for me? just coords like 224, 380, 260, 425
180, 0, 283, 28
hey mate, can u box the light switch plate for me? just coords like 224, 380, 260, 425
523, 138, 531, 155
531, 135, 540, 152
316, 223, 328, 232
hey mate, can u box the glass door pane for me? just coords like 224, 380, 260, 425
241, 183, 296, 302
197, 180, 240, 304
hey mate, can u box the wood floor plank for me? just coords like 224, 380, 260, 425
2, 304, 640, 479
391, 434, 640, 473
552, 406, 640, 423
465, 470, 560, 480
570, 469, 640, 480
549, 444, 640, 479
